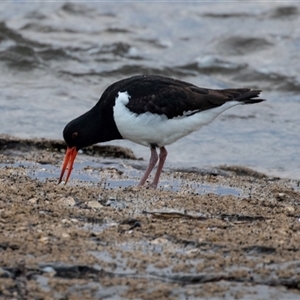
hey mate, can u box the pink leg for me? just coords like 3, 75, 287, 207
138, 146, 158, 186
149, 147, 168, 188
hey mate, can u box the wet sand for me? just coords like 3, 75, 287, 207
1, 134, 300, 299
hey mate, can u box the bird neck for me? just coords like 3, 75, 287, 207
88, 102, 123, 144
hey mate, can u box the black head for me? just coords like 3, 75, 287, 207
62, 110, 100, 150
62, 104, 123, 150
60, 90, 123, 185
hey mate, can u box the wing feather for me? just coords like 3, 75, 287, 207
99, 75, 264, 119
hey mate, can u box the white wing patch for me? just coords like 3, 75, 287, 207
113, 91, 240, 147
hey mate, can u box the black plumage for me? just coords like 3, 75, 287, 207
59, 75, 265, 188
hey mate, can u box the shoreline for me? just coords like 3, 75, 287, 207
0, 134, 300, 299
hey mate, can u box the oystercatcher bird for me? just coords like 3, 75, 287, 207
59, 75, 264, 188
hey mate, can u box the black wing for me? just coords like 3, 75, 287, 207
99, 75, 264, 119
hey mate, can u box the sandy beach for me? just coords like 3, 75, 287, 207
0, 134, 300, 299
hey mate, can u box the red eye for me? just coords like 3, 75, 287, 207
72, 132, 78, 139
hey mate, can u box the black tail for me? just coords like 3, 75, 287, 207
225, 88, 265, 104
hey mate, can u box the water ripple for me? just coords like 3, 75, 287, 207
0, 2, 299, 179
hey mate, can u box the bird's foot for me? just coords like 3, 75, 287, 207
147, 182, 158, 189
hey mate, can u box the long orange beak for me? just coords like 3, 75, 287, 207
58, 147, 78, 184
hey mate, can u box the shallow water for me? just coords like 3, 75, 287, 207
0, 2, 299, 178
0, 157, 242, 196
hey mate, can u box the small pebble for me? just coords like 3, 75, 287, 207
284, 205, 295, 213
150, 238, 168, 245
57, 196, 76, 207
277, 193, 286, 201
61, 232, 71, 239
186, 248, 199, 255
86, 201, 103, 209
39, 237, 49, 244
42, 266, 56, 274
28, 197, 38, 204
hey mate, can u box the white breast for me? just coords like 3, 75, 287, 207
113, 91, 240, 147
